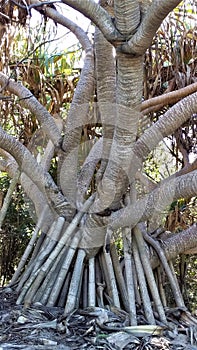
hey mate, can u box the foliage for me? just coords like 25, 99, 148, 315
0, 10, 81, 143
0, 175, 34, 285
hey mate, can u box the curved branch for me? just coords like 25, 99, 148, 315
58, 46, 94, 206
0, 149, 18, 178
129, 92, 197, 182
0, 127, 72, 218
168, 159, 197, 181
77, 138, 103, 205
0, 170, 20, 229
28, 1, 95, 207
141, 82, 197, 114
122, 0, 182, 55
150, 224, 197, 269
92, 88, 197, 213
109, 170, 197, 230
0, 73, 61, 148
29, 0, 92, 50
0, 148, 54, 231
61, 0, 122, 42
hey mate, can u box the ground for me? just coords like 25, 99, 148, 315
0, 287, 197, 350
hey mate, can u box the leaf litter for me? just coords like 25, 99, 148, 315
0, 287, 197, 350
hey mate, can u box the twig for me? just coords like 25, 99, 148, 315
0, 170, 20, 229
11, 0, 61, 11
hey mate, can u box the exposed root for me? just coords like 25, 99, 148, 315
12, 209, 195, 330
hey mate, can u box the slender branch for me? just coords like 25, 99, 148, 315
0, 149, 53, 230
141, 82, 197, 113
29, 0, 92, 50
133, 225, 167, 324
133, 238, 155, 324
77, 138, 103, 205
12, 0, 62, 10
0, 11, 10, 20
30, 1, 96, 208
0, 149, 18, 178
88, 257, 96, 307
9, 206, 49, 285
123, 230, 137, 325
64, 248, 86, 314
0, 170, 20, 229
142, 226, 185, 308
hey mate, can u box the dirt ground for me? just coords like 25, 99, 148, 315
0, 287, 197, 350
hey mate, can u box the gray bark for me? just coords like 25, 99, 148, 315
109, 170, 197, 230
0, 73, 61, 148
62, 0, 121, 41
122, 0, 182, 54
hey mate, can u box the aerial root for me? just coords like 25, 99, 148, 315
13, 213, 190, 326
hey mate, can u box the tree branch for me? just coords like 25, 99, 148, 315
0, 127, 72, 218
94, 22, 116, 182
150, 223, 197, 269
130, 92, 197, 183
108, 170, 197, 230
141, 82, 197, 114
29, 0, 92, 50
0, 149, 18, 178
114, 0, 140, 35
61, 0, 122, 42
0, 73, 62, 148
121, 0, 182, 54
0, 149, 54, 232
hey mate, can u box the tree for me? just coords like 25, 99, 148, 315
0, 0, 197, 326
